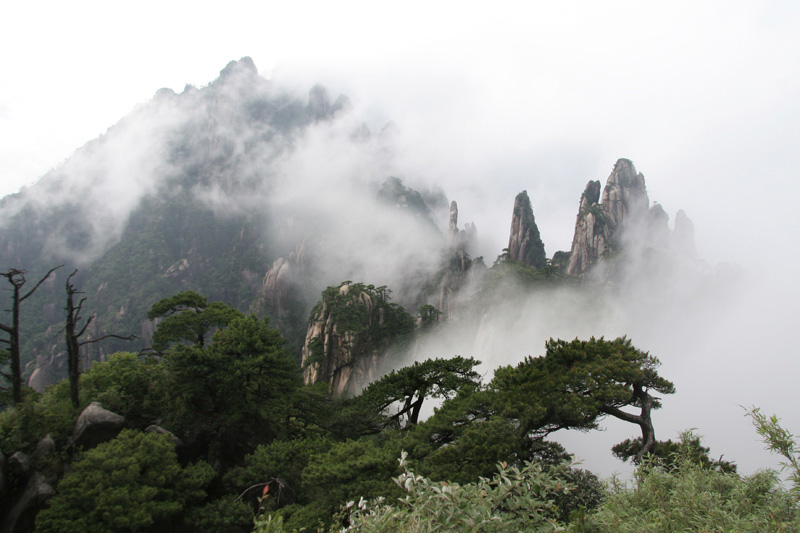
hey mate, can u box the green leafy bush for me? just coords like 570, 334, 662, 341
344, 451, 571, 532
582, 432, 799, 532
79, 352, 166, 425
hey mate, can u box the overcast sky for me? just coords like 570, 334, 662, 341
1, 1, 797, 264
2, 1, 800, 477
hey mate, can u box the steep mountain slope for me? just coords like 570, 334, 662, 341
0, 58, 449, 390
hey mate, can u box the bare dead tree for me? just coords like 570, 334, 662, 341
0, 265, 62, 404
65, 269, 136, 408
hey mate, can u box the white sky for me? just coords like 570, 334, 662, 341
2, 1, 800, 477
2, 1, 799, 263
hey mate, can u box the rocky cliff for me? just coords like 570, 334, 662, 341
301, 282, 415, 396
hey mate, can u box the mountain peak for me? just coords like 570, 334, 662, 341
218, 56, 258, 79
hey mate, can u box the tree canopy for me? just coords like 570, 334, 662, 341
492, 336, 674, 461
147, 290, 243, 351
359, 356, 481, 428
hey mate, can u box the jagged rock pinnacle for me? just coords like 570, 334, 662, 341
566, 159, 650, 277
673, 209, 697, 258
449, 201, 459, 243
507, 190, 546, 268
600, 158, 649, 228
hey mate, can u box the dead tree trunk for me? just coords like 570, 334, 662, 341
64, 270, 135, 408
0, 266, 62, 404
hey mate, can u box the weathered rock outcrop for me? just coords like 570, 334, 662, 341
507, 191, 546, 268
72, 402, 126, 449
647, 203, 671, 250
164, 258, 192, 284
301, 282, 414, 396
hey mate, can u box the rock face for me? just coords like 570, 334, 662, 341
507, 191, 546, 268
253, 243, 308, 319
600, 159, 649, 232
301, 282, 413, 396
164, 258, 192, 284
566, 180, 612, 276
72, 402, 126, 449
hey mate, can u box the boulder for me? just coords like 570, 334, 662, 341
35, 434, 56, 459
1, 472, 55, 533
72, 402, 126, 449
145, 425, 183, 448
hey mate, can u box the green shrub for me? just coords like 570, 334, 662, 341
582, 432, 799, 532
344, 451, 571, 532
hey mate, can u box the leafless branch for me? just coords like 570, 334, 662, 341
20, 265, 63, 302
79, 333, 138, 347
76, 314, 94, 338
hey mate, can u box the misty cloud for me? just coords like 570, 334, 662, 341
2, 10, 799, 483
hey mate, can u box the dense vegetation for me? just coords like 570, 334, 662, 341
1, 287, 798, 532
